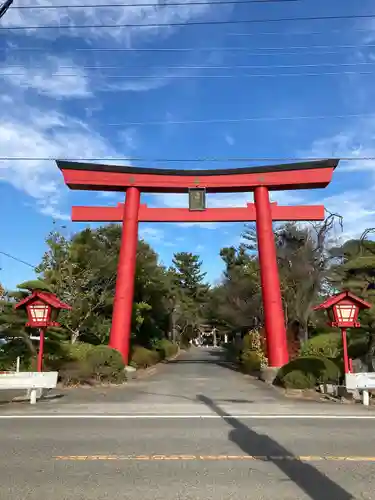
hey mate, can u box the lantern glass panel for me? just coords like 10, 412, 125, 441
334, 303, 357, 322
29, 302, 49, 323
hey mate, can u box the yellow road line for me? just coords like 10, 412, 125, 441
54, 454, 375, 462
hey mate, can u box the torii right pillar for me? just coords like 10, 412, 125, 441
255, 186, 289, 368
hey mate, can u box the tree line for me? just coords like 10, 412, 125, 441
1, 217, 375, 368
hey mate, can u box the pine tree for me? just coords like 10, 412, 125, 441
171, 252, 209, 301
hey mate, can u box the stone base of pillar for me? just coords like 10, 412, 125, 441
260, 366, 280, 385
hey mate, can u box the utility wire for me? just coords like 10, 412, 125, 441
0, 250, 36, 269
102, 112, 375, 126
0, 0, 13, 20
0, 112, 366, 129
2, 12, 375, 30
1, 156, 374, 162
2, 26, 374, 43
3, 46, 375, 56
10, 0, 299, 9
1, 69, 374, 77
229, 27, 375, 36
4, 61, 375, 73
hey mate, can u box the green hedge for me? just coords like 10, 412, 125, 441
130, 340, 178, 368
300, 333, 341, 358
153, 339, 179, 360
282, 370, 317, 389
57, 343, 126, 386
276, 356, 341, 389
301, 331, 370, 366
241, 350, 262, 373
130, 346, 160, 368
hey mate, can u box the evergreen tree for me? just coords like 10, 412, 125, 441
167, 252, 209, 344
171, 252, 209, 301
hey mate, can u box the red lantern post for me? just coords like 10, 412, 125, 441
314, 291, 371, 374
14, 291, 71, 372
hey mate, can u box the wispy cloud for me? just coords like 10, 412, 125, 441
0, 96, 123, 219
0, 56, 92, 98
139, 225, 177, 246
3, 0, 223, 43
298, 114, 375, 240
301, 115, 375, 175
321, 190, 375, 241
118, 127, 139, 150
139, 226, 164, 242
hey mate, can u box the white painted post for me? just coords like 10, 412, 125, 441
363, 390, 370, 406
224, 334, 228, 344
16, 357, 20, 373
30, 389, 37, 405
212, 328, 217, 347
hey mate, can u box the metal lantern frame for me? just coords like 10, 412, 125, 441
314, 290, 371, 374
332, 302, 359, 327
26, 299, 52, 328
15, 290, 71, 371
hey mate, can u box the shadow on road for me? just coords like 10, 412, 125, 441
197, 394, 354, 500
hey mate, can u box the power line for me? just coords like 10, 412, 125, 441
0, 250, 36, 269
228, 27, 375, 36
3, 46, 375, 57
11, 0, 299, 9
1, 156, 374, 162
0, 112, 365, 129
103, 112, 375, 126
0, 0, 13, 20
2, 69, 374, 78
2, 12, 375, 30
2, 26, 374, 44
4, 61, 375, 73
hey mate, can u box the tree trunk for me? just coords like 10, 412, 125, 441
71, 331, 80, 344
298, 323, 309, 345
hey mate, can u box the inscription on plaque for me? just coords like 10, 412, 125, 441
189, 188, 206, 211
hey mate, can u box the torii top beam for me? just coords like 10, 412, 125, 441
57, 159, 338, 194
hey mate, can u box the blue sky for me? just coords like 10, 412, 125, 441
1, 0, 375, 290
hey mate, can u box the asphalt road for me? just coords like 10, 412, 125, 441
1, 347, 375, 499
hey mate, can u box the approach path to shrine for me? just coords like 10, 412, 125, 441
1, 347, 375, 499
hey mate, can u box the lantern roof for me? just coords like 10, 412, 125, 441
313, 290, 371, 312
14, 290, 71, 311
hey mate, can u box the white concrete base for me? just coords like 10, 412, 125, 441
260, 366, 280, 384
30, 389, 37, 405
363, 390, 370, 406
125, 366, 136, 373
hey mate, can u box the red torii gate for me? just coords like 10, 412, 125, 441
57, 158, 339, 368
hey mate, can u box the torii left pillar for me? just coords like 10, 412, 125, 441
109, 187, 140, 364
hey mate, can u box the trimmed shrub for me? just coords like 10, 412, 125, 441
63, 342, 96, 361
58, 344, 125, 386
130, 346, 160, 369
241, 350, 262, 373
59, 360, 93, 386
85, 346, 125, 383
282, 370, 316, 390
153, 339, 179, 360
276, 355, 341, 389
246, 329, 268, 367
300, 333, 341, 359
242, 333, 254, 352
